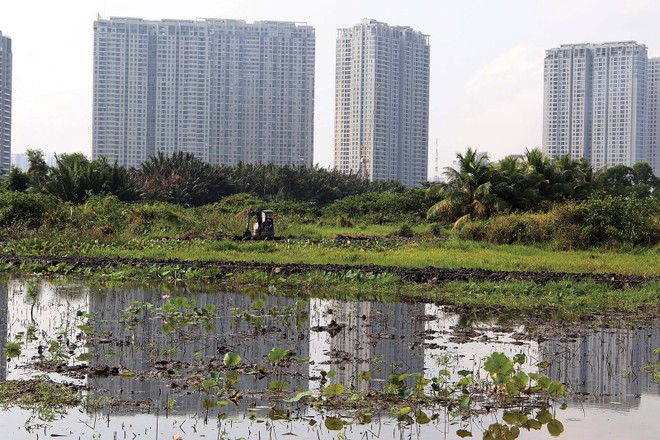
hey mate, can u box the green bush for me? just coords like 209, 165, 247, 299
267, 200, 314, 217
394, 223, 414, 238
323, 189, 431, 223
583, 195, 660, 246
456, 221, 488, 242
74, 195, 130, 232
543, 203, 588, 249
481, 214, 554, 245
457, 215, 517, 245
455, 197, 659, 248
550, 202, 587, 225
0, 190, 55, 228
430, 223, 448, 238
127, 202, 205, 236
336, 215, 353, 228
210, 193, 267, 214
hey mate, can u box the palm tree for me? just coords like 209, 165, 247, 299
525, 149, 595, 205
427, 147, 499, 226
41, 153, 89, 203
136, 152, 232, 206
491, 156, 542, 212
40, 154, 137, 204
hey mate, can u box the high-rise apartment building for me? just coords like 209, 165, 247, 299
543, 41, 655, 172
334, 19, 430, 187
0, 31, 11, 177
93, 17, 315, 169
647, 58, 660, 175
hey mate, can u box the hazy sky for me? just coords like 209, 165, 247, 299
4, 0, 660, 176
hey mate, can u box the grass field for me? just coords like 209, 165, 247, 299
61, 237, 659, 277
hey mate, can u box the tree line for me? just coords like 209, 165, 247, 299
2, 147, 658, 218
1, 150, 403, 207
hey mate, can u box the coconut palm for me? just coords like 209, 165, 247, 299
427, 147, 500, 226
491, 155, 542, 212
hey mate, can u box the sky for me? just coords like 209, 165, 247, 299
4, 0, 660, 177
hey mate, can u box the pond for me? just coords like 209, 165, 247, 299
0, 277, 659, 439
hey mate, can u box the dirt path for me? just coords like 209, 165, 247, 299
1, 253, 656, 288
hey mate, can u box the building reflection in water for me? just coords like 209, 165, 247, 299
88, 287, 311, 414
1, 278, 660, 417
0, 280, 7, 381
541, 327, 660, 410
1, 279, 88, 382
309, 298, 426, 391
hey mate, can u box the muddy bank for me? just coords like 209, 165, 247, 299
0, 253, 657, 288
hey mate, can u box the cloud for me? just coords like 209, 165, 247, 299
466, 44, 542, 91
437, 44, 544, 167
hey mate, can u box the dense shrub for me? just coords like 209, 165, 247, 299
486, 214, 554, 245
323, 189, 432, 223
430, 223, 449, 238
73, 195, 130, 232
457, 213, 552, 245
393, 223, 414, 238
336, 215, 353, 228
127, 202, 205, 235
0, 190, 56, 228
455, 196, 660, 248
203, 194, 311, 216
210, 193, 268, 214
582, 195, 660, 246
456, 221, 488, 242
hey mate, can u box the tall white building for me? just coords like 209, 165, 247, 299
93, 17, 315, 169
543, 42, 655, 173
334, 19, 430, 187
0, 31, 11, 177
647, 58, 660, 175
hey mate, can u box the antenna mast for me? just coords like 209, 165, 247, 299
434, 139, 439, 181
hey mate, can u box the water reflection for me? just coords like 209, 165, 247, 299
541, 327, 660, 410
311, 299, 425, 391
0, 278, 660, 439
0, 281, 6, 381
90, 288, 313, 413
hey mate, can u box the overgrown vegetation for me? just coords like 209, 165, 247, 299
458, 196, 660, 248
422, 148, 659, 248
3, 149, 403, 208
1, 148, 659, 250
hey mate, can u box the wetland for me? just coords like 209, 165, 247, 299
1, 276, 660, 439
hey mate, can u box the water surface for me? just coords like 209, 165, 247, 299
1, 278, 659, 439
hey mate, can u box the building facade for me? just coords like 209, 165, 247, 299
647, 57, 660, 175
0, 31, 11, 177
334, 19, 430, 187
543, 41, 659, 174
93, 17, 315, 168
